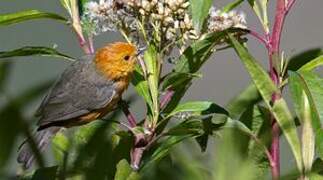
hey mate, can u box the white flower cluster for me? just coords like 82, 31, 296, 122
81, 1, 247, 45
82, 0, 119, 34
208, 7, 247, 33
120, 0, 198, 41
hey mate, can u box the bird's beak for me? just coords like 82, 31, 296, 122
136, 47, 146, 57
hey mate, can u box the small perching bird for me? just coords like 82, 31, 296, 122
17, 42, 138, 168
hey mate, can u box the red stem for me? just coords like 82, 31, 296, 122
160, 90, 175, 109
268, 0, 296, 179
248, 30, 269, 48
119, 100, 137, 128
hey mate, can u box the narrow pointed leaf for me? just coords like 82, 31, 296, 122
299, 55, 323, 72
144, 45, 159, 121
228, 33, 303, 171
0, 10, 67, 26
132, 66, 153, 109
289, 71, 323, 160
287, 48, 323, 71
0, 46, 75, 61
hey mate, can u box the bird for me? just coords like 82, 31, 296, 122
17, 42, 138, 169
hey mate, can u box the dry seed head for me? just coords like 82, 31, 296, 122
208, 7, 247, 33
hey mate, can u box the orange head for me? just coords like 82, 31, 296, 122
95, 42, 137, 80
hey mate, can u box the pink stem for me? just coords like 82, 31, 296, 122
267, 0, 296, 179
160, 90, 175, 109
130, 147, 145, 170
120, 100, 137, 128
88, 33, 95, 54
75, 32, 91, 55
248, 30, 269, 48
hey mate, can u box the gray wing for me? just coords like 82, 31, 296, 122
36, 56, 116, 127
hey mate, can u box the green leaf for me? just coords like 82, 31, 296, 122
212, 128, 258, 180
142, 135, 193, 171
228, 33, 303, 171
52, 132, 70, 163
0, 10, 67, 26
228, 33, 277, 101
299, 55, 323, 72
241, 105, 271, 179
131, 66, 153, 109
226, 84, 261, 119
287, 48, 323, 71
222, 0, 245, 13
78, 0, 89, 16
167, 101, 228, 118
164, 30, 240, 113
74, 121, 103, 146
31, 166, 58, 180
0, 46, 75, 61
289, 71, 323, 161
189, 0, 213, 31
272, 99, 303, 170
166, 119, 204, 136
289, 73, 315, 173
144, 45, 159, 123
247, 0, 268, 32
115, 159, 140, 180
162, 72, 201, 91
174, 31, 227, 74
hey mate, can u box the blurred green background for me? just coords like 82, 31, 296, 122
0, 0, 323, 178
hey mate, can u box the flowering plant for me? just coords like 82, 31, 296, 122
0, 0, 323, 180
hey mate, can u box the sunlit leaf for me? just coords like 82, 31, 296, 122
0, 46, 75, 61
190, 0, 213, 31
0, 10, 67, 26
298, 55, 323, 72
144, 45, 159, 122
289, 71, 323, 161
287, 48, 323, 71
132, 66, 153, 109
115, 159, 140, 180
52, 132, 70, 163
228, 33, 303, 171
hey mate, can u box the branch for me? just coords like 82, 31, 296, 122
119, 100, 137, 128
248, 29, 269, 48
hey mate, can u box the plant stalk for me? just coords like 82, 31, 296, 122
267, 0, 296, 179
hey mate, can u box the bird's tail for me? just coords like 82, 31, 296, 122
17, 127, 60, 169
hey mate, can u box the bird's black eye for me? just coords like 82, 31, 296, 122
124, 55, 130, 61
